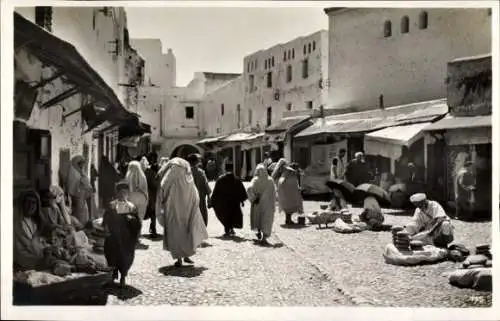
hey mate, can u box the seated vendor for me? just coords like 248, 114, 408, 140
14, 190, 47, 270
405, 193, 454, 248
359, 196, 385, 229
40, 189, 71, 236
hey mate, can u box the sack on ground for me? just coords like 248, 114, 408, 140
448, 267, 492, 291
332, 219, 363, 234
463, 254, 489, 268
383, 243, 448, 266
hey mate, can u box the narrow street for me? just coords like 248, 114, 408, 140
106, 183, 492, 307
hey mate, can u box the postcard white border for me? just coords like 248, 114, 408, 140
2, 1, 499, 320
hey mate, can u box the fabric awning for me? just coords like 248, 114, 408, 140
118, 117, 151, 139
424, 115, 491, 131
265, 116, 309, 133
365, 122, 431, 146
364, 122, 431, 159
14, 12, 140, 128
196, 135, 227, 145
222, 132, 264, 143
295, 117, 385, 138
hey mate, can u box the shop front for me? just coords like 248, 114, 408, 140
424, 54, 492, 218
425, 116, 492, 216
13, 12, 149, 304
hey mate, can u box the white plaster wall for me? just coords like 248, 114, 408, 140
243, 30, 328, 128
15, 7, 131, 185
199, 76, 244, 137
130, 39, 176, 89
136, 86, 162, 142
326, 8, 491, 110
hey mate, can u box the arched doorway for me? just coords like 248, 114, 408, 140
170, 144, 200, 159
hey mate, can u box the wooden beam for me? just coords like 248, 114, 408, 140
32, 71, 64, 89
40, 86, 79, 109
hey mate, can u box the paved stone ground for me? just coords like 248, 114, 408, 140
106, 182, 492, 307
106, 204, 353, 306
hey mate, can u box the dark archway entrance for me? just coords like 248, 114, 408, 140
171, 144, 199, 160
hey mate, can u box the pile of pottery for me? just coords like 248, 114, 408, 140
475, 244, 492, 259
392, 226, 411, 251
340, 209, 352, 224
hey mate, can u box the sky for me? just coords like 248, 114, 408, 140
126, 7, 328, 86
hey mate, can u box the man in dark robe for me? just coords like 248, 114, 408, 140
188, 153, 211, 226
210, 162, 248, 236
345, 152, 372, 187
99, 156, 120, 208
144, 152, 160, 236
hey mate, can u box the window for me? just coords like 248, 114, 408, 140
313, 41, 316, 51
272, 57, 275, 67
284, 52, 287, 61
419, 11, 428, 29
306, 101, 313, 109
264, 60, 268, 70
302, 59, 309, 79
401, 16, 409, 34
247, 63, 250, 73
292, 49, 295, 59
221, 104, 225, 116
249, 74, 255, 92
266, 107, 272, 127
303, 45, 307, 54
255, 60, 258, 70
267, 72, 273, 88
286, 65, 293, 82
237, 104, 241, 128
248, 109, 253, 125
384, 20, 392, 37
286, 103, 292, 111
287, 50, 291, 60
308, 43, 312, 53
185, 106, 194, 119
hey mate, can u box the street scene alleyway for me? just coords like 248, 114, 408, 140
106, 185, 491, 308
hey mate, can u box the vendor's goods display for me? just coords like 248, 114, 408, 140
383, 243, 448, 266
475, 244, 491, 259
447, 243, 493, 292
393, 230, 411, 251
410, 240, 424, 251
332, 218, 365, 234
307, 210, 338, 228
340, 210, 353, 224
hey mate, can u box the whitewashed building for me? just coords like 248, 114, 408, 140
243, 30, 329, 130
323, 7, 492, 111
14, 7, 149, 206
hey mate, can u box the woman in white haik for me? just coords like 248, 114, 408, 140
125, 160, 149, 222
156, 157, 208, 267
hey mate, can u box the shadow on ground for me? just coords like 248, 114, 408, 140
158, 265, 208, 278
104, 283, 143, 301
142, 234, 164, 242
199, 241, 213, 248
214, 235, 249, 243
252, 240, 285, 248
280, 224, 310, 230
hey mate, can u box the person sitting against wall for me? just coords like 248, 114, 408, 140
14, 190, 48, 270
404, 193, 454, 248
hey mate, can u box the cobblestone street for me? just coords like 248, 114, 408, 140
106, 182, 492, 307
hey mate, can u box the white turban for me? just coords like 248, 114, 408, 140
410, 193, 427, 203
